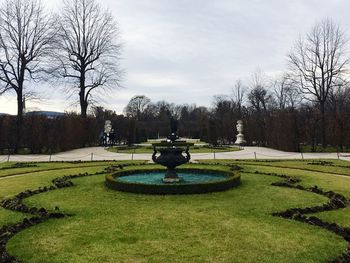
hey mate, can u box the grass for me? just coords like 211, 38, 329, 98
202, 159, 350, 176
107, 145, 241, 154
0, 161, 145, 178
1, 160, 350, 262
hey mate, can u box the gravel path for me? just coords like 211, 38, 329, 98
0, 146, 349, 162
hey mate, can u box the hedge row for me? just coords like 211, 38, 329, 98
0, 115, 101, 154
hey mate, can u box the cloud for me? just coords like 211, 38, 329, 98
1, 0, 350, 114
0, 95, 17, 114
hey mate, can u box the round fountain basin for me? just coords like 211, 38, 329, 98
105, 167, 240, 195
117, 172, 228, 185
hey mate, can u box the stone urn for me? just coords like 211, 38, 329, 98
152, 129, 193, 183
152, 144, 191, 183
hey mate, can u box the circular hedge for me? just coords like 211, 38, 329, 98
105, 167, 240, 195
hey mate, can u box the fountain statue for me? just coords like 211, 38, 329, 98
235, 120, 246, 145
152, 117, 193, 183
106, 117, 241, 194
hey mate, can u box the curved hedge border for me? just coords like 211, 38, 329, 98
105, 167, 241, 195
251, 170, 350, 263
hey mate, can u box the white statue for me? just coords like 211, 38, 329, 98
235, 120, 246, 145
104, 120, 112, 145
104, 120, 112, 134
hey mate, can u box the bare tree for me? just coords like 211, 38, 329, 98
273, 74, 301, 110
0, 0, 56, 117
247, 70, 273, 145
124, 95, 151, 119
57, 0, 122, 117
231, 79, 246, 117
327, 80, 350, 149
273, 75, 289, 110
288, 18, 349, 147
154, 101, 181, 120
248, 70, 273, 112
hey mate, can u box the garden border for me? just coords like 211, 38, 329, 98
252, 170, 350, 262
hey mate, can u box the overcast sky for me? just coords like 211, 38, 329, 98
1, 0, 350, 114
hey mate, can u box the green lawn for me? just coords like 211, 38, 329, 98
108, 145, 241, 154
1, 160, 349, 262
0, 161, 114, 178
203, 159, 350, 176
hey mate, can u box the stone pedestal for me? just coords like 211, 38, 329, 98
235, 120, 246, 145
162, 169, 181, 183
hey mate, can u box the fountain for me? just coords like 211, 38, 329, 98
105, 117, 241, 194
152, 118, 193, 183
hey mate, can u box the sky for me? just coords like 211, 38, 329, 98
1, 0, 350, 114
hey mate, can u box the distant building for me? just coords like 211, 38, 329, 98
25, 111, 66, 118
0, 111, 66, 118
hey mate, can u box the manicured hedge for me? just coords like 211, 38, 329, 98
105, 167, 240, 195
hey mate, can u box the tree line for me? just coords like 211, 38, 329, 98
0, 0, 121, 151
0, 0, 349, 153
1, 75, 350, 153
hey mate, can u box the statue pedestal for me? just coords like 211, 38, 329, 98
162, 177, 181, 183
162, 169, 181, 183
235, 134, 246, 145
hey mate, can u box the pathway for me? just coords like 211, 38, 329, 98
0, 146, 349, 162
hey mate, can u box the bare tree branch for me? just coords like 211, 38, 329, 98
56, 0, 123, 117
288, 18, 349, 147
0, 0, 57, 117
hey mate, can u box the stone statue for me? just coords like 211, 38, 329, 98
170, 117, 178, 134
104, 120, 112, 134
235, 120, 246, 145
103, 120, 113, 146
168, 116, 179, 142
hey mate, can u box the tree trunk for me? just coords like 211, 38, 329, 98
17, 92, 23, 118
80, 99, 88, 118
79, 72, 87, 118
320, 102, 326, 148
15, 90, 24, 153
